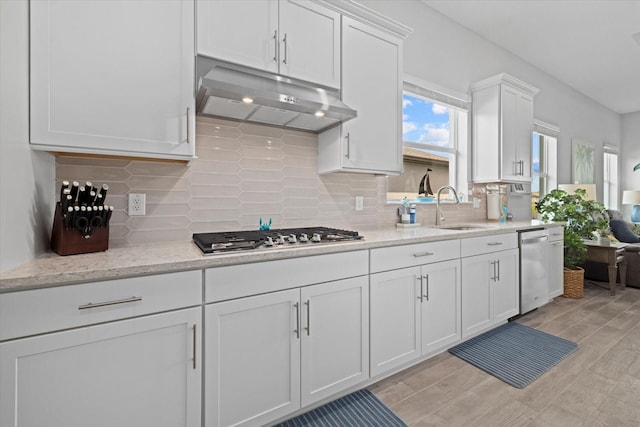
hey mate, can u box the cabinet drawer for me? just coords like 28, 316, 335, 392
461, 233, 517, 258
205, 250, 368, 302
548, 226, 564, 242
370, 240, 460, 273
0, 270, 202, 341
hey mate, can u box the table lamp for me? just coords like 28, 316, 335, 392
622, 190, 640, 223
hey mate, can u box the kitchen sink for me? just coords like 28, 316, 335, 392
435, 225, 487, 230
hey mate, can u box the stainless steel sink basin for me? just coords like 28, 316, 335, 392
436, 225, 487, 230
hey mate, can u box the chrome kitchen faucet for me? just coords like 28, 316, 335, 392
436, 185, 459, 226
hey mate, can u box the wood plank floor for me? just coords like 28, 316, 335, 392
369, 282, 640, 426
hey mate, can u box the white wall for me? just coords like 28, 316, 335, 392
0, 1, 55, 272
361, 0, 622, 199
621, 112, 640, 217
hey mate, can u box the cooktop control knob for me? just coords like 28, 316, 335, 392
312, 233, 322, 243
276, 235, 286, 245
299, 233, 309, 242
265, 236, 274, 247
288, 234, 297, 244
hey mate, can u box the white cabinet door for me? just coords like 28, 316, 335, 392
300, 276, 369, 406
421, 259, 461, 355
279, 0, 341, 88
370, 259, 461, 376
471, 75, 537, 183
197, 0, 279, 73
548, 234, 565, 298
205, 289, 300, 427
461, 254, 492, 339
516, 91, 534, 179
30, 0, 195, 160
197, 0, 339, 88
318, 17, 402, 174
370, 267, 421, 377
462, 248, 519, 338
492, 248, 519, 323
0, 308, 201, 427
500, 85, 519, 181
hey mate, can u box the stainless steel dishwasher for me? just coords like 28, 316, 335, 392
519, 228, 549, 314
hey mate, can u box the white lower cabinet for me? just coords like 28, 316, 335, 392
548, 226, 564, 298
370, 259, 461, 377
461, 248, 519, 339
205, 276, 369, 427
0, 308, 202, 427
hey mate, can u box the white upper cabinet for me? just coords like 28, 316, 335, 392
30, 0, 196, 160
318, 16, 405, 174
470, 73, 539, 183
197, 0, 340, 88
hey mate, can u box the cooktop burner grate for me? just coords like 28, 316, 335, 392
193, 227, 363, 254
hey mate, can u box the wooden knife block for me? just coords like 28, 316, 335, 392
50, 203, 109, 256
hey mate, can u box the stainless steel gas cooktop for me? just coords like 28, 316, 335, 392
192, 227, 363, 254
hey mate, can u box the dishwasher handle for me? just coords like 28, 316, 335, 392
521, 236, 548, 244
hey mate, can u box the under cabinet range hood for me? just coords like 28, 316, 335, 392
195, 56, 356, 133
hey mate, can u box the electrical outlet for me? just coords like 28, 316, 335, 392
128, 193, 146, 216
355, 196, 364, 211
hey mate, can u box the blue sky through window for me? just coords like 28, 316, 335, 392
403, 93, 452, 149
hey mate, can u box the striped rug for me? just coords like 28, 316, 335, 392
275, 389, 406, 427
449, 322, 578, 388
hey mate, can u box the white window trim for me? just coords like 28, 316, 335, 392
389, 76, 469, 203
603, 145, 619, 210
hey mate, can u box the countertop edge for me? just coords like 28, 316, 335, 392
0, 222, 563, 293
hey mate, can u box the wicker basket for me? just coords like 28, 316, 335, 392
563, 267, 585, 299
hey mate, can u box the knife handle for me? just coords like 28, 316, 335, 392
99, 184, 108, 204
65, 206, 74, 229
59, 181, 69, 203
70, 182, 79, 204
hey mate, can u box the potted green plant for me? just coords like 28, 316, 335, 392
536, 188, 606, 298
595, 217, 611, 245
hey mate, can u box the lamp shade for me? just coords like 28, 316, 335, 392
558, 184, 597, 201
622, 190, 640, 205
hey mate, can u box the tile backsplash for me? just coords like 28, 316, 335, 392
56, 116, 485, 248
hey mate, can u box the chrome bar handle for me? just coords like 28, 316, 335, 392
186, 107, 190, 143
417, 276, 424, 302
282, 33, 288, 64
487, 242, 503, 246
423, 275, 429, 301
294, 302, 300, 339
78, 296, 142, 310
192, 324, 197, 370
345, 132, 350, 158
273, 30, 278, 62
304, 300, 310, 336
413, 251, 434, 258
497, 260, 501, 281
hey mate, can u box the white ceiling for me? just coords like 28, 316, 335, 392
423, 0, 640, 114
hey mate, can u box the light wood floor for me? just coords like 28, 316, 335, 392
369, 282, 640, 426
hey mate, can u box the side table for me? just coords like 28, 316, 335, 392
583, 240, 628, 295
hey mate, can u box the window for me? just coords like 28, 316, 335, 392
603, 147, 619, 209
531, 121, 558, 214
386, 77, 469, 203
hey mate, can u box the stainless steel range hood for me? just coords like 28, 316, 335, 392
195, 56, 356, 133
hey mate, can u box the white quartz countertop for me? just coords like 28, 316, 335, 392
0, 221, 560, 292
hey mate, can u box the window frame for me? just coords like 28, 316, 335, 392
603, 145, 619, 210
388, 75, 470, 204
